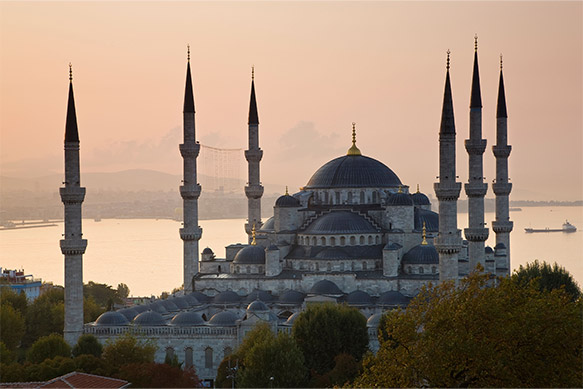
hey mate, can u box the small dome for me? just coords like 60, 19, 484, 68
309, 280, 343, 295
367, 313, 383, 327
485, 246, 494, 254
278, 290, 305, 304
183, 294, 201, 306
245, 290, 275, 303
133, 311, 166, 326
202, 247, 214, 255
411, 192, 431, 206
414, 208, 439, 232
346, 290, 373, 306
132, 305, 149, 314
94, 311, 129, 326
213, 290, 242, 304
275, 194, 301, 208
190, 291, 210, 304
149, 301, 169, 314
260, 217, 275, 231
160, 299, 179, 312
402, 245, 439, 265
247, 300, 269, 312
285, 312, 301, 325
378, 291, 410, 307
170, 311, 205, 326
208, 310, 238, 326
304, 211, 379, 234
169, 296, 189, 310
387, 192, 414, 206
494, 243, 506, 250
233, 245, 266, 264
117, 307, 139, 321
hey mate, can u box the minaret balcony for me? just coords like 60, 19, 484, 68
179, 143, 201, 158
180, 184, 201, 200
464, 139, 487, 154
180, 227, 202, 241
492, 145, 511, 158
492, 220, 513, 233
60, 239, 87, 255
464, 227, 489, 242
464, 183, 488, 197
434, 231, 462, 254
60, 187, 86, 204
245, 184, 264, 199
434, 183, 462, 201
244, 149, 263, 162
492, 182, 512, 196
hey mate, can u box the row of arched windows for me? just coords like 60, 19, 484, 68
312, 190, 381, 205
233, 265, 264, 274
288, 260, 380, 272
164, 346, 233, 369
406, 266, 438, 275
299, 234, 381, 247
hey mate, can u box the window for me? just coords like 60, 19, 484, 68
246, 266, 251, 274
350, 236, 356, 245
335, 192, 341, 204
408, 266, 412, 273
347, 192, 353, 203
185, 347, 193, 368
315, 262, 319, 271
372, 191, 378, 203
419, 267, 424, 274
340, 236, 346, 246
259, 266, 264, 273
330, 237, 336, 246
359, 236, 365, 245
368, 236, 373, 244
327, 262, 331, 271
312, 237, 317, 245
340, 263, 344, 271
360, 191, 365, 204
236, 266, 240, 273
205, 347, 213, 369
165, 347, 175, 362
218, 265, 221, 273
363, 261, 367, 270
432, 266, 437, 274
320, 237, 326, 245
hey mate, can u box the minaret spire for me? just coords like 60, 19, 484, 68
492, 55, 512, 276
245, 67, 264, 240
434, 50, 462, 283
464, 37, 489, 272
60, 64, 87, 346
179, 48, 202, 292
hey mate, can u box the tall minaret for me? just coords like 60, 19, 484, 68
244, 67, 264, 240
491, 55, 513, 274
60, 64, 87, 346
464, 36, 489, 272
434, 51, 462, 282
179, 46, 202, 293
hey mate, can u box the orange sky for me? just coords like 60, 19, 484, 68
1, 1, 581, 201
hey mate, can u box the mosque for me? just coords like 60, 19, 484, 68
60, 40, 513, 383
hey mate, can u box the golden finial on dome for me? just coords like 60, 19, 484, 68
422, 221, 428, 245
347, 122, 361, 156
416, 184, 420, 193
69, 63, 73, 82
398, 185, 403, 194
285, 186, 289, 196
251, 223, 256, 245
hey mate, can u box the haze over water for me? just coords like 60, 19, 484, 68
1, 206, 581, 296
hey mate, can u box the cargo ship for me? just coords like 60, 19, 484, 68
525, 220, 577, 233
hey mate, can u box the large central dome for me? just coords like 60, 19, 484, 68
305, 154, 402, 189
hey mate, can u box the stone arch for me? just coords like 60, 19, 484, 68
340, 236, 346, 246
362, 261, 368, 270
347, 191, 353, 203
359, 236, 365, 245
330, 237, 336, 246
184, 347, 193, 368
327, 262, 331, 271
372, 191, 378, 203
368, 235, 373, 244
360, 191, 365, 204
419, 266, 424, 274
315, 262, 319, 271
205, 347, 213, 369
375, 236, 380, 244
312, 237, 317, 246
165, 347, 175, 361
350, 236, 356, 245
320, 237, 326, 245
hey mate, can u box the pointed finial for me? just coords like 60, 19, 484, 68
422, 221, 428, 245
347, 122, 361, 156
69, 63, 73, 82
398, 185, 403, 194
416, 184, 420, 193
446, 49, 451, 71
251, 223, 256, 245
252, 66, 254, 81
187, 44, 190, 62
285, 186, 289, 196
500, 54, 503, 70
474, 34, 478, 52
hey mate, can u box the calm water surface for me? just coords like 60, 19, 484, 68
1, 206, 581, 296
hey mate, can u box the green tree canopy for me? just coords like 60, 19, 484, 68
292, 302, 368, 376
116, 283, 130, 299
0, 287, 28, 315
354, 272, 583, 388
27, 334, 71, 364
117, 363, 200, 388
84, 281, 121, 308
23, 288, 64, 347
72, 334, 103, 358
101, 333, 156, 370
513, 260, 581, 301
0, 303, 25, 350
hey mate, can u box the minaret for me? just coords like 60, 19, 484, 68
491, 55, 513, 274
244, 67, 264, 240
179, 46, 202, 293
434, 51, 462, 282
60, 64, 87, 346
464, 36, 489, 272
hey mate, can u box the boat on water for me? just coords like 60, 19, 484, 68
525, 220, 577, 233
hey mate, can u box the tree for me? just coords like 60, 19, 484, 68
514, 260, 581, 301
354, 272, 583, 388
74, 354, 113, 376
117, 363, 200, 388
116, 283, 130, 299
23, 288, 64, 347
72, 334, 103, 358
84, 281, 120, 308
1, 303, 25, 350
27, 334, 71, 364
0, 287, 28, 315
234, 323, 307, 388
101, 333, 156, 370
0, 341, 15, 364
84, 295, 104, 323
292, 302, 368, 376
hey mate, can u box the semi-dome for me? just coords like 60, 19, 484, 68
309, 280, 343, 295
278, 290, 305, 304
305, 154, 402, 189
275, 194, 301, 208
213, 290, 242, 304
414, 208, 439, 232
170, 311, 205, 326
247, 300, 269, 312
233, 245, 266, 264
387, 192, 414, 206
260, 217, 275, 231
208, 310, 238, 326
304, 211, 379, 234
411, 192, 431, 206
133, 311, 166, 326
402, 244, 439, 265
94, 311, 129, 326
378, 291, 410, 307
346, 290, 373, 306
285, 312, 301, 325
117, 307, 139, 321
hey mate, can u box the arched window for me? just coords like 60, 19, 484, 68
218, 265, 221, 273
312, 237, 317, 246
347, 192, 353, 203
359, 236, 365, 245
324, 192, 329, 203
259, 266, 264, 273
246, 266, 251, 274
408, 266, 412, 274
205, 347, 213, 369
320, 237, 326, 245
375, 236, 380, 244
165, 347, 175, 362
360, 191, 365, 204
327, 262, 332, 271
330, 237, 336, 246
340, 263, 345, 271
432, 266, 437, 274
340, 236, 346, 246
184, 347, 193, 368
419, 267, 424, 274
368, 236, 373, 244
315, 262, 319, 271
372, 191, 378, 203
335, 192, 341, 204
236, 266, 240, 273
350, 236, 356, 245
351, 262, 356, 271
362, 261, 367, 270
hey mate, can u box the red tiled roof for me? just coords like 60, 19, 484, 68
39, 372, 129, 388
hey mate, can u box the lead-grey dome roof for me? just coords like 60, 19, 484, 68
161, 299, 179, 312
278, 290, 305, 304
411, 192, 431, 206
94, 311, 130, 326
260, 217, 275, 231
247, 300, 269, 312
117, 307, 139, 321
414, 208, 439, 232
367, 313, 383, 327
402, 244, 439, 265
149, 301, 169, 314
244, 290, 275, 303
305, 155, 402, 189
208, 310, 238, 326
285, 312, 301, 325
190, 291, 209, 304
170, 311, 205, 326
275, 194, 301, 208
213, 290, 242, 304
387, 192, 414, 206
309, 280, 343, 295
132, 305, 149, 314
304, 211, 379, 234
378, 291, 410, 307
233, 245, 266, 264
133, 311, 166, 326
169, 296, 189, 310
346, 290, 373, 306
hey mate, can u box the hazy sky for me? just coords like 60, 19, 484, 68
1, 1, 581, 201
